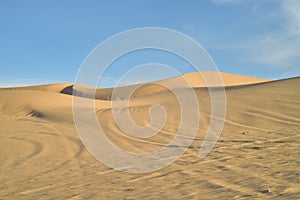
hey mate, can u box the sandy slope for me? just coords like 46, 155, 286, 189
0, 72, 299, 199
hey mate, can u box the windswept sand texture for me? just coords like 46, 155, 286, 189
0, 72, 299, 199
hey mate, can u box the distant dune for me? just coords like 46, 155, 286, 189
0, 72, 299, 199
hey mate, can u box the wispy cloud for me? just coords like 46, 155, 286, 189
281, 0, 300, 40
241, 33, 299, 68
249, 0, 300, 68
211, 0, 300, 69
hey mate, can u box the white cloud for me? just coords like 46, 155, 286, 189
248, 1, 300, 68
243, 32, 299, 68
210, 0, 300, 69
281, 0, 300, 40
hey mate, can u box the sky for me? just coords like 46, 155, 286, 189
0, 0, 299, 87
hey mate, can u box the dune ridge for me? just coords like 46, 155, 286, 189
1, 72, 269, 101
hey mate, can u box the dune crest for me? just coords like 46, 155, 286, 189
59, 72, 270, 100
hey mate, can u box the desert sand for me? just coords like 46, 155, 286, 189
0, 72, 299, 199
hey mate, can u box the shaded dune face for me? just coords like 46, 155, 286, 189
60, 85, 73, 96
0, 73, 299, 199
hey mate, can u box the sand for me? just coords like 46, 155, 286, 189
0, 72, 299, 199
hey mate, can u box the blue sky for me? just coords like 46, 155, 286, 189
0, 0, 299, 87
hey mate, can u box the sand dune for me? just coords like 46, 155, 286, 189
0, 72, 299, 199
1, 72, 268, 101
61, 72, 270, 100
0, 83, 73, 93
